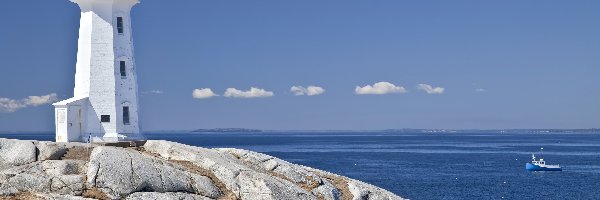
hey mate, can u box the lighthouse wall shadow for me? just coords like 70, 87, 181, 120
85, 101, 106, 141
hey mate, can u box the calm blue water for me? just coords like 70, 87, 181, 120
2, 132, 599, 200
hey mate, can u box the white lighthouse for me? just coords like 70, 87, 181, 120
53, 0, 144, 142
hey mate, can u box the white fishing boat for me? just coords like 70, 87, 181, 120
526, 153, 562, 171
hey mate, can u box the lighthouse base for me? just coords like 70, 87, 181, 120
53, 97, 144, 143
91, 134, 146, 143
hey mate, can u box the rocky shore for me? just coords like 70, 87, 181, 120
0, 138, 405, 200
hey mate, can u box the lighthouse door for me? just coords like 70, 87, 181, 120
67, 105, 82, 141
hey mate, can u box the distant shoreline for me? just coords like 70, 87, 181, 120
191, 128, 263, 133
140, 128, 600, 134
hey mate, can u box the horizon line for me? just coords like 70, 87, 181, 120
1, 128, 599, 134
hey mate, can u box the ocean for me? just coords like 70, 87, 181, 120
2, 131, 599, 199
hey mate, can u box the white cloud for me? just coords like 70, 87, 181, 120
291, 86, 325, 96
475, 88, 487, 92
291, 86, 304, 95
416, 84, 445, 94
224, 87, 274, 98
192, 88, 218, 99
355, 82, 407, 95
24, 93, 58, 106
0, 98, 25, 113
0, 93, 58, 113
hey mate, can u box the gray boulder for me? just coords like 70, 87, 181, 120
217, 148, 323, 187
35, 141, 69, 161
348, 179, 403, 200
312, 180, 342, 200
126, 192, 213, 200
0, 139, 36, 168
217, 148, 342, 199
144, 140, 317, 200
37, 193, 97, 200
42, 160, 86, 176
34, 141, 90, 160
86, 146, 220, 199
0, 160, 87, 196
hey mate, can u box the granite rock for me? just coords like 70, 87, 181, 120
0, 139, 405, 200
0, 139, 36, 168
0, 160, 86, 196
144, 140, 317, 200
34, 141, 69, 161
86, 146, 219, 199
347, 179, 401, 200
126, 192, 213, 200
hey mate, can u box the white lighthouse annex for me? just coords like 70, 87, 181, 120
53, 0, 144, 142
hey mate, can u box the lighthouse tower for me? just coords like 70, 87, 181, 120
53, 0, 143, 142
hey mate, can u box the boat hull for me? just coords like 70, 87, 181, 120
526, 163, 562, 171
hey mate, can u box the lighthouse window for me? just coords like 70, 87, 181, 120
101, 115, 110, 123
117, 17, 124, 34
123, 106, 130, 125
120, 61, 127, 77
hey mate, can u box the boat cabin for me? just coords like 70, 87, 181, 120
532, 159, 545, 165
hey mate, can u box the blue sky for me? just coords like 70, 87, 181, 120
1, 0, 599, 131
